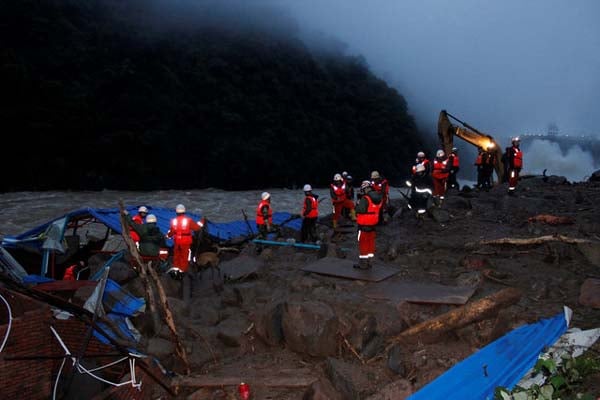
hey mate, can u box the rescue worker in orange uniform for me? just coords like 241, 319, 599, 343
474, 147, 484, 189
370, 170, 389, 224
330, 173, 356, 229
256, 192, 273, 239
447, 147, 460, 190
63, 260, 86, 280
300, 184, 319, 243
412, 151, 431, 177
431, 149, 451, 206
166, 204, 203, 279
129, 206, 148, 246
506, 137, 523, 195
354, 180, 383, 270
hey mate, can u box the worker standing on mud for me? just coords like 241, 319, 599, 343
412, 151, 431, 176
431, 150, 451, 206
447, 147, 460, 190
256, 192, 273, 239
300, 184, 319, 243
370, 170, 390, 224
126, 212, 167, 258
330, 173, 356, 229
166, 204, 203, 279
506, 137, 523, 195
481, 145, 497, 190
128, 206, 148, 247
474, 147, 484, 189
354, 180, 382, 270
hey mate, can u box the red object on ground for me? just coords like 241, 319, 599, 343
238, 382, 250, 400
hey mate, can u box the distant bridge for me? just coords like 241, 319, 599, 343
520, 134, 600, 159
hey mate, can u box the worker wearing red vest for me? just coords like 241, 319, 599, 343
63, 260, 86, 280
300, 184, 319, 243
370, 170, 390, 224
506, 137, 523, 195
354, 180, 383, 270
129, 206, 148, 246
411, 151, 431, 177
432, 150, 451, 206
330, 173, 356, 229
447, 147, 460, 190
166, 204, 203, 279
256, 192, 273, 239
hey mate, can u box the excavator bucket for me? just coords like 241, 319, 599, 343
437, 110, 505, 184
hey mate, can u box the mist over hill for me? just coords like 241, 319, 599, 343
1, 0, 431, 192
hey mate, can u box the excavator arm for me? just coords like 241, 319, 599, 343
437, 110, 505, 183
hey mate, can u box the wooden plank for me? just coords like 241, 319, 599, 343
173, 369, 318, 388
363, 281, 477, 305
301, 257, 399, 282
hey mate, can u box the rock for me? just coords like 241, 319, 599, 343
577, 242, 600, 268
215, 316, 250, 347
282, 301, 339, 357
147, 337, 174, 357
364, 379, 413, 400
455, 271, 483, 288
303, 378, 343, 400
254, 302, 285, 346
579, 279, 600, 308
325, 357, 375, 399
387, 344, 405, 375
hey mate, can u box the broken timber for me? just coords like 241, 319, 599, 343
466, 234, 593, 248
173, 368, 318, 389
388, 287, 522, 346
118, 201, 191, 375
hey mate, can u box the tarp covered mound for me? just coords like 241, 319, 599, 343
1, 206, 302, 247
408, 309, 569, 400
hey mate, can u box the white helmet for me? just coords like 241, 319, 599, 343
370, 170, 380, 179
145, 214, 157, 223
346, 175, 353, 181
417, 151, 425, 158
303, 184, 312, 192
261, 192, 271, 200
175, 204, 186, 213
138, 206, 148, 213
452, 147, 458, 152
361, 180, 371, 190
436, 150, 445, 158
342, 171, 348, 177
333, 173, 342, 181
512, 136, 520, 144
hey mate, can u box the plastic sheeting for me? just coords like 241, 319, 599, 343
408, 309, 570, 400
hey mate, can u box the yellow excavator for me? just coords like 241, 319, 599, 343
437, 110, 505, 184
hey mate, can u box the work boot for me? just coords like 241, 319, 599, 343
353, 259, 369, 270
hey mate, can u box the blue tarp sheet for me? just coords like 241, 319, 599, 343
1, 206, 302, 247
408, 311, 568, 400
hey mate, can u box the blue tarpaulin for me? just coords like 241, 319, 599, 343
408, 310, 569, 400
1, 206, 302, 248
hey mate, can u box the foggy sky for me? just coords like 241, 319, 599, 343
278, 0, 600, 140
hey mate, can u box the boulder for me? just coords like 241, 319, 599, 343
282, 301, 339, 357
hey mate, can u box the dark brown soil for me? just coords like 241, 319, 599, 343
105, 176, 600, 399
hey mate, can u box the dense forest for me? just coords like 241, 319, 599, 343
1, 0, 431, 191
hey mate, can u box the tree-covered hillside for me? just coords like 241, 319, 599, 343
1, 0, 431, 191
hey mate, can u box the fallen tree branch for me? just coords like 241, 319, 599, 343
172, 369, 318, 388
339, 332, 365, 364
466, 234, 593, 248
119, 201, 190, 374
387, 287, 522, 347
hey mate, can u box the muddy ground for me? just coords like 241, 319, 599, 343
84, 175, 600, 399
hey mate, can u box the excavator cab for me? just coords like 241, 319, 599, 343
437, 110, 505, 184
